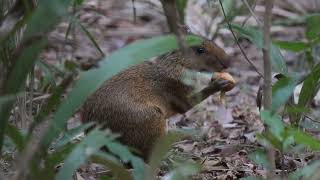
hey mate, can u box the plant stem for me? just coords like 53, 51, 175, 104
263, 0, 275, 177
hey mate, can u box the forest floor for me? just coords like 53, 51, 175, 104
37, 0, 320, 179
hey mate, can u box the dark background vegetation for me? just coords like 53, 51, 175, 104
0, 0, 320, 179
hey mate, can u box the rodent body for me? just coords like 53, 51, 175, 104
81, 39, 232, 161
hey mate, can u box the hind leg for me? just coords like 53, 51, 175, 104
121, 116, 167, 162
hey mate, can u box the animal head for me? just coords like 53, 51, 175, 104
183, 39, 231, 72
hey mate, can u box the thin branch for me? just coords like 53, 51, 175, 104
241, 0, 262, 27
131, 0, 137, 23
262, 1, 273, 110
262, 0, 275, 177
303, 114, 319, 123
160, 0, 188, 53
28, 67, 35, 118
219, 0, 264, 78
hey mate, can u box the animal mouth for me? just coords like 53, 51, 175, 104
199, 68, 209, 72
218, 59, 228, 69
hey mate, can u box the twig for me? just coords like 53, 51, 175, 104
262, 0, 275, 178
28, 66, 34, 118
160, 0, 188, 53
303, 114, 320, 123
218, 0, 264, 78
241, 0, 262, 27
25, 93, 51, 104
131, 0, 137, 23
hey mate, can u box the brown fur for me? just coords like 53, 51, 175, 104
81, 40, 231, 161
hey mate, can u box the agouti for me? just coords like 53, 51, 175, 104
81, 39, 234, 161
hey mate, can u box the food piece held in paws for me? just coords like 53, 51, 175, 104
211, 72, 236, 104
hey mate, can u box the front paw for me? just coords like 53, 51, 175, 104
210, 72, 236, 92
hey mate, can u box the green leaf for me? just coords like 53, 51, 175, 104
0, 41, 46, 150
51, 122, 94, 150
289, 128, 320, 151
105, 142, 145, 180
0, 0, 74, 150
298, 63, 320, 107
56, 129, 115, 180
5, 124, 25, 152
272, 76, 298, 112
257, 132, 283, 150
40, 34, 204, 149
73, 0, 85, 6
91, 152, 132, 180
306, 14, 320, 40
73, 18, 105, 56
0, 93, 24, 107
220, 0, 236, 21
248, 149, 270, 169
64, 60, 78, 72
230, 24, 288, 74
46, 143, 77, 168
260, 111, 285, 141
285, 105, 309, 114
273, 40, 309, 52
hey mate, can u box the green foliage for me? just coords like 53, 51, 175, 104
0, 0, 75, 150
1, 15, 203, 179
92, 152, 132, 180
56, 128, 116, 180
248, 149, 270, 170
1, 0, 320, 179
288, 128, 320, 151
298, 63, 320, 108
220, 0, 236, 21
271, 76, 299, 112
105, 141, 145, 180
305, 14, 320, 41
51, 123, 94, 150
0, 0, 205, 178
5, 124, 26, 152
273, 41, 309, 52
260, 111, 285, 141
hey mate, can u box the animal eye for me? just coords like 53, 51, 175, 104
196, 47, 205, 54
